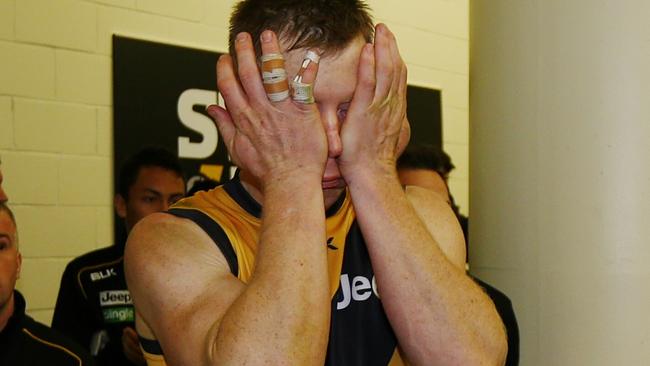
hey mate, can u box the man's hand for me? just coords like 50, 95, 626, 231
122, 326, 146, 366
206, 30, 328, 187
338, 23, 410, 184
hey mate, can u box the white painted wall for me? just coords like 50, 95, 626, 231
470, 0, 650, 364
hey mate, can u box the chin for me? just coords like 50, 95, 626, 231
321, 178, 346, 190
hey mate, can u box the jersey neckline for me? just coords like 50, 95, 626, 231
223, 172, 347, 219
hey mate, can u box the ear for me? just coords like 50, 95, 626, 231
16, 251, 22, 279
115, 194, 127, 219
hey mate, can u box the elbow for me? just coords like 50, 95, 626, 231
454, 322, 509, 366
488, 330, 509, 366
478, 321, 509, 366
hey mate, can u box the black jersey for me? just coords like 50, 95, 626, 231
0, 291, 95, 366
144, 176, 406, 365
52, 244, 137, 366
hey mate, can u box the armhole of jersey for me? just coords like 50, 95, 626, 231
166, 208, 239, 276
139, 335, 164, 355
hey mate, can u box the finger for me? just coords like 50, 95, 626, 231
387, 27, 407, 99
217, 54, 252, 118
350, 43, 376, 108
123, 326, 137, 338
206, 104, 236, 144
396, 116, 411, 154
206, 104, 245, 167
234, 32, 269, 106
260, 30, 291, 104
373, 23, 395, 102
293, 50, 321, 84
291, 49, 321, 107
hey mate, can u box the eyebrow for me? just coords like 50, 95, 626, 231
144, 189, 184, 197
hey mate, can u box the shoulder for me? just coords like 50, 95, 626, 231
20, 316, 94, 365
124, 211, 233, 296
404, 185, 467, 269
65, 245, 121, 269
404, 185, 452, 211
125, 211, 208, 255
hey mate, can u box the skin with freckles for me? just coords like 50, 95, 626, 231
398, 168, 451, 204
126, 22, 506, 366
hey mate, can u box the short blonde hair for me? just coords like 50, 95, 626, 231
0, 203, 18, 248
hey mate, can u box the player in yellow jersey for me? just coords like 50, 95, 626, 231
125, 1, 507, 365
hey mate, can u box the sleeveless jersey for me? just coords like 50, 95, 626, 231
140, 177, 406, 365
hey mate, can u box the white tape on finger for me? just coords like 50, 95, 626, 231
291, 80, 314, 104
261, 53, 289, 102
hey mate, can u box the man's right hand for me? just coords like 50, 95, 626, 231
122, 326, 147, 366
206, 30, 328, 187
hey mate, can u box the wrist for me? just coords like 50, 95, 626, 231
262, 169, 323, 195
342, 161, 399, 191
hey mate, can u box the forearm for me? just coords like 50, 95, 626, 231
213, 174, 330, 364
347, 169, 507, 365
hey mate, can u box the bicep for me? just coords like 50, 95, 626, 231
125, 213, 245, 366
405, 186, 467, 269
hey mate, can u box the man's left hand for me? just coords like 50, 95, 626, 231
338, 23, 410, 184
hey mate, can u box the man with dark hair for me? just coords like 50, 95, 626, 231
126, 1, 507, 365
0, 203, 95, 365
53, 147, 185, 366
397, 144, 520, 366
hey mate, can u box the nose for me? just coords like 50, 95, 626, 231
321, 109, 342, 159
161, 200, 171, 212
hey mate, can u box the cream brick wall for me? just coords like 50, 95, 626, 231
0, 0, 469, 326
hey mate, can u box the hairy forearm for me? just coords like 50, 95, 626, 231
347, 170, 507, 365
213, 174, 331, 364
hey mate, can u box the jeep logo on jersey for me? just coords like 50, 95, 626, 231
100, 290, 133, 306
336, 274, 380, 310
90, 268, 117, 282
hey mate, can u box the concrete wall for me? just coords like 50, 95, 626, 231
0, 0, 469, 324
470, 0, 650, 364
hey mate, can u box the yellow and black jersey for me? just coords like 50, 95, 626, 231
141, 176, 405, 365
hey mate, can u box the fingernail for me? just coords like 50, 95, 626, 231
236, 32, 247, 42
206, 104, 218, 114
305, 50, 320, 64
261, 30, 272, 43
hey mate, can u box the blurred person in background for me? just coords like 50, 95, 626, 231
0, 203, 95, 365
52, 147, 185, 366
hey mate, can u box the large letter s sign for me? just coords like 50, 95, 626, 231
177, 88, 218, 159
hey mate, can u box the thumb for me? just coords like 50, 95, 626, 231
206, 104, 235, 143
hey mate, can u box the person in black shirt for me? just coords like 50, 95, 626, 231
52, 147, 185, 366
0, 203, 95, 366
